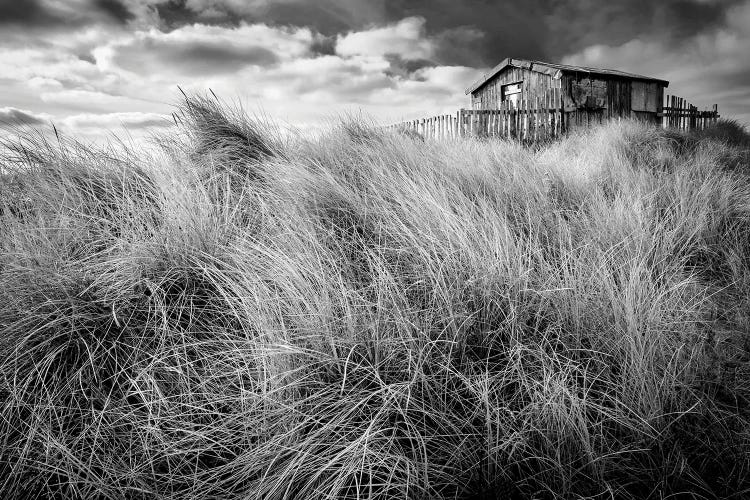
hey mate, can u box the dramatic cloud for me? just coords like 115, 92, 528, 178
94, 23, 317, 77
544, 0, 745, 58
92, 0, 137, 23
337, 17, 435, 60
0, 107, 51, 126
0, 0, 144, 28
166, 0, 388, 33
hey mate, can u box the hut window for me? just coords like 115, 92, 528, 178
501, 82, 522, 106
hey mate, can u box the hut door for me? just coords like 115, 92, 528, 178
502, 82, 522, 107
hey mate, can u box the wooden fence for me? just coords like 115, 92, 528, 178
386, 91, 719, 142
662, 94, 719, 131
386, 88, 566, 141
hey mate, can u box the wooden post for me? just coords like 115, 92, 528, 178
506, 101, 511, 139
668, 95, 673, 128
550, 88, 555, 137
534, 96, 540, 142
499, 103, 504, 138
559, 86, 563, 136
554, 87, 559, 137
552, 88, 558, 137
544, 92, 550, 138
692, 105, 697, 130
680, 97, 685, 130
503, 101, 510, 139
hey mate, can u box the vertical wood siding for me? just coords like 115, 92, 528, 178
472, 68, 557, 110
472, 68, 665, 126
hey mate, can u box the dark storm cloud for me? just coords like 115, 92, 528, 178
112, 39, 280, 75
0, 0, 137, 28
0, 0, 741, 64
93, 0, 136, 23
0, 0, 57, 26
382, 55, 434, 79
310, 35, 337, 56
260, 0, 388, 34
148, 0, 743, 69
379, 0, 745, 66
543, 0, 745, 58
153, 0, 388, 32
382, 0, 548, 64
174, 44, 279, 72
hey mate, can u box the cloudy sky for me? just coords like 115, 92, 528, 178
1, 0, 749, 140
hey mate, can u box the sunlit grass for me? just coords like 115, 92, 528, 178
1, 96, 749, 499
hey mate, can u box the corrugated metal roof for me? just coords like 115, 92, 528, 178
465, 58, 670, 95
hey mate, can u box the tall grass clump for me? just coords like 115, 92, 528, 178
1, 98, 749, 499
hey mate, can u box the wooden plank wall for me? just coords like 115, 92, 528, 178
475, 69, 666, 127
472, 67, 559, 110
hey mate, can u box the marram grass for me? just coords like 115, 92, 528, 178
1, 96, 749, 499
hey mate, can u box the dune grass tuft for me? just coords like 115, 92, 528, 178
1, 101, 749, 499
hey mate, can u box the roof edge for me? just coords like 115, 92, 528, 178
465, 58, 511, 95
465, 58, 670, 95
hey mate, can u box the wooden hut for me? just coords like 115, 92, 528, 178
465, 58, 669, 127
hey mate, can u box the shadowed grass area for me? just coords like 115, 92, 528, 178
1, 97, 749, 499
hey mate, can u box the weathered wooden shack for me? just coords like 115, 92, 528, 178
465, 58, 669, 127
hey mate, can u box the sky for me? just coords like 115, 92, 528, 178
0, 0, 749, 141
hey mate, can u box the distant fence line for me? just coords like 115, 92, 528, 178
663, 94, 719, 131
386, 92, 719, 141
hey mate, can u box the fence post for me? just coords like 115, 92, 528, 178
502, 101, 510, 139
534, 96, 540, 142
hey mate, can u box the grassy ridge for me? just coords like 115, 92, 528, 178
1, 97, 749, 499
